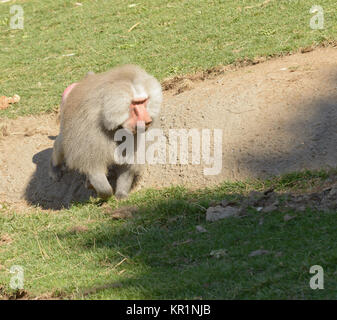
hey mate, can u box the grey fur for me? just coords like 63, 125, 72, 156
50, 64, 162, 199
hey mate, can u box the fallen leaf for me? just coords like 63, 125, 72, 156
0, 94, 20, 110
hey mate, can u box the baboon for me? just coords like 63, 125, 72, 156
50, 64, 162, 199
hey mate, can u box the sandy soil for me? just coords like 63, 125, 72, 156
0, 47, 336, 210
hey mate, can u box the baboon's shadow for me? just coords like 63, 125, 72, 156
24, 148, 137, 210
24, 148, 95, 210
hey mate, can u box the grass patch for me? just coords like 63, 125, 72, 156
0, 0, 336, 300
0, 0, 336, 117
0, 169, 336, 299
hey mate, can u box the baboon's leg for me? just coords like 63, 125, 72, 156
88, 172, 113, 199
115, 167, 135, 200
49, 135, 64, 181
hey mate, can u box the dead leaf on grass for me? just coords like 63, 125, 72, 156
0, 94, 20, 110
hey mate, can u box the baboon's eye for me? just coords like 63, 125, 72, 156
132, 98, 148, 105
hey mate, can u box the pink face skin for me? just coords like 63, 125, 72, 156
61, 82, 78, 104
123, 98, 152, 133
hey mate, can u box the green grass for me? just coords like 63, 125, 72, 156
0, 0, 337, 300
0, 170, 336, 299
0, 0, 336, 117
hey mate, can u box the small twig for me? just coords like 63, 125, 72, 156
113, 257, 127, 269
54, 232, 69, 255
102, 257, 128, 275
35, 235, 49, 260
128, 22, 140, 32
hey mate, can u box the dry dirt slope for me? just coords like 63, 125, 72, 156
0, 48, 336, 210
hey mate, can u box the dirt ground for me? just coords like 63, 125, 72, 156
0, 47, 336, 210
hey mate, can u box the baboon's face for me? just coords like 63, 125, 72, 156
122, 98, 152, 134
